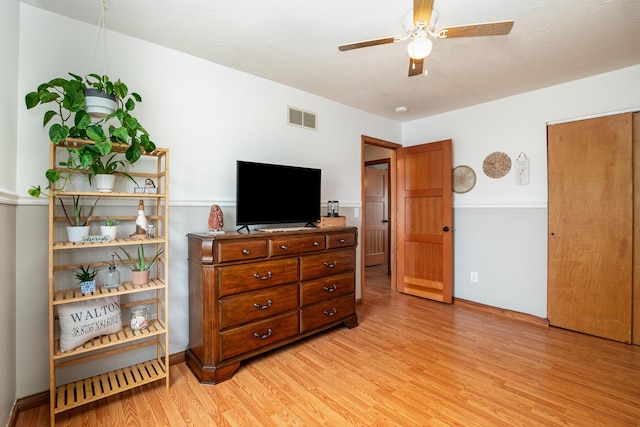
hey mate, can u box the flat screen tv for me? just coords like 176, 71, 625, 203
236, 160, 321, 227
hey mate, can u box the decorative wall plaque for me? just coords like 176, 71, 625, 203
452, 165, 476, 194
482, 152, 512, 178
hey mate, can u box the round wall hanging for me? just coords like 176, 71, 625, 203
483, 152, 512, 178
452, 165, 476, 193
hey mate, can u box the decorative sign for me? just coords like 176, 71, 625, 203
515, 152, 530, 185
81, 235, 111, 243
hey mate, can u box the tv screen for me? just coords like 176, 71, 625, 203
236, 161, 321, 226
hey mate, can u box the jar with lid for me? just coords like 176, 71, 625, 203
130, 306, 149, 331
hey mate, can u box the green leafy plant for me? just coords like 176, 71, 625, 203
116, 245, 164, 271
88, 153, 138, 186
74, 265, 98, 285
25, 73, 155, 198
103, 217, 119, 226
59, 195, 100, 227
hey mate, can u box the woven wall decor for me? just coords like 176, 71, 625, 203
452, 165, 476, 193
482, 152, 512, 178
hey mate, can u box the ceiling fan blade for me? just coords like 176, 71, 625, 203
439, 21, 514, 38
414, 0, 434, 27
338, 37, 396, 52
408, 58, 424, 77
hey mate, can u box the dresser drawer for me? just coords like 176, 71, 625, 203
220, 312, 299, 360
218, 258, 298, 296
300, 272, 355, 307
216, 239, 268, 263
300, 294, 355, 333
270, 235, 325, 257
326, 231, 356, 249
300, 249, 355, 281
220, 283, 299, 329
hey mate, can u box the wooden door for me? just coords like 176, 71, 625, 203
364, 166, 389, 266
396, 140, 453, 303
548, 113, 633, 343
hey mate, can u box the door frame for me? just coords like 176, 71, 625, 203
361, 135, 402, 302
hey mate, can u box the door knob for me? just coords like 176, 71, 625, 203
443, 226, 451, 232
382, 219, 389, 223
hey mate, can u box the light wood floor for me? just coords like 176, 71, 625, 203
15, 265, 640, 426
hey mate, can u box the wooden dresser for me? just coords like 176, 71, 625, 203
186, 227, 358, 383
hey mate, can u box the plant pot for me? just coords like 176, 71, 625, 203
84, 88, 116, 118
79, 280, 96, 294
93, 174, 116, 192
66, 226, 90, 243
131, 270, 150, 285
100, 225, 118, 241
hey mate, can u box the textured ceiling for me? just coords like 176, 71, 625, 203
20, 0, 640, 121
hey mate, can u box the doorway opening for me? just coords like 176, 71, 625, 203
361, 135, 402, 302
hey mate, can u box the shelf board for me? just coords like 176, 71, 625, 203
53, 320, 166, 360
53, 358, 167, 414
53, 279, 166, 304
53, 236, 166, 250
54, 191, 166, 198
54, 138, 168, 157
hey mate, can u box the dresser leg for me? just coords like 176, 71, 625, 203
186, 349, 241, 384
344, 314, 359, 329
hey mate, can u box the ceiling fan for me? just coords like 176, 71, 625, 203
338, 0, 514, 77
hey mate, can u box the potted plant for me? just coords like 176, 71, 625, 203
100, 218, 119, 241
74, 264, 98, 293
60, 195, 100, 242
88, 153, 139, 192
25, 73, 155, 198
116, 244, 164, 285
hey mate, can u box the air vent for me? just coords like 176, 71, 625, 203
288, 106, 317, 131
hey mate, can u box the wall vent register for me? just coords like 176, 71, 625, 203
288, 106, 317, 130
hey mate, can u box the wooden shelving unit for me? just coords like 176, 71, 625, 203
47, 138, 169, 424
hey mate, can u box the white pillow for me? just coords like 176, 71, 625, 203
57, 295, 123, 352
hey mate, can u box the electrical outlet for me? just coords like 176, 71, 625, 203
470, 271, 478, 283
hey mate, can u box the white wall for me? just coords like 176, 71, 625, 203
15, 4, 401, 397
0, 0, 19, 424
403, 65, 640, 317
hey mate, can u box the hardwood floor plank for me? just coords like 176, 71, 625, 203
14, 267, 640, 426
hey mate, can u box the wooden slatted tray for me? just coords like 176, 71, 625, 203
53, 320, 166, 360
53, 359, 167, 414
52, 279, 166, 304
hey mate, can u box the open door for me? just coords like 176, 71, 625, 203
397, 140, 453, 303
364, 163, 389, 266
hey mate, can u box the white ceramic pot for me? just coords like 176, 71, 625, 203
100, 225, 118, 241
66, 226, 90, 243
84, 89, 117, 118
94, 174, 116, 193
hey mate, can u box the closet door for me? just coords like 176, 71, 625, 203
547, 113, 633, 343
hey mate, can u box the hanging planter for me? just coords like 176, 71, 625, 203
84, 88, 116, 118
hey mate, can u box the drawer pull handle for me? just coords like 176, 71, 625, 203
253, 271, 273, 280
254, 328, 273, 339
339, 239, 346, 243
280, 245, 288, 250
323, 284, 337, 292
253, 299, 273, 310
323, 308, 337, 317
323, 260, 337, 268
313, 241, 320, 246
242, 249, 250, 255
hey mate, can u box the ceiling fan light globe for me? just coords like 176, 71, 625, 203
407, 37, 432, 60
